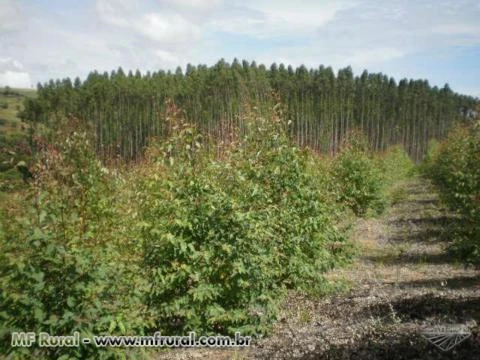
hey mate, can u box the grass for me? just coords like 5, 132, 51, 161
0, 87, 35, 136
0, 88, 36, 192
299, 310, 312, 324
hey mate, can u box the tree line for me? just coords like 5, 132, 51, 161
21, 59, 478, 162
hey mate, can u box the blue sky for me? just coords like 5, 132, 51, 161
0, 0, 479, 97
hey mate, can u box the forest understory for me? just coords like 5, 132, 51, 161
155, 177, 480, 360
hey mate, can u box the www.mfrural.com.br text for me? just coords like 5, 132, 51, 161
11, 331, 251, 348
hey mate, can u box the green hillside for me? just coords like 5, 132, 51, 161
0, 87, 36, 192
0, 87, 35, 137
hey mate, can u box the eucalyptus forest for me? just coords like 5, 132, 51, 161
22, 60, 476, 161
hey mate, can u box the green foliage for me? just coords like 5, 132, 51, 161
376, 145, 416, 206
0, 88, 35, 192
425, 121, 480, 265
2, 103, 410, 358
0, 132, 150, 359
378, 145, 416, 186
139, 109, 351, 336
22, 61, 476, 162
331, 134, 385, 216
423, 139, 441, 166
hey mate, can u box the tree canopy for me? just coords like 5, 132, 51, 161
21, 59, 478, 162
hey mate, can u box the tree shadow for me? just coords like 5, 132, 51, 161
401, 198, 439, 206
402, 185, 435, 196
397, 274, 480, 290
386, 214, 462, 245
387, 230, 446, 244
362, 251, 457, 265
308, 326, 480, 360
362, 293, 480, 322
297, 294, 480, 359
388, 215, 455, 228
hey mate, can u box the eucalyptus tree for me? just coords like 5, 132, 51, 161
24, 60, 477, 162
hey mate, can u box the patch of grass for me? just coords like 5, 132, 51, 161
316, 274, 354, 297
0, 88, 36, 195
389, 186, 408, 206
231, 350, 248, 360
299, 310, 312, 325
0, 168, 22, 192
0, 87, 35, 136
13, 88, 37, 98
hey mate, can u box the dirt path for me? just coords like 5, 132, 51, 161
156, 177, 480, 360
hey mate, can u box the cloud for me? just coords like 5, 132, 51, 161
96, 0, 201, 47
154, 49, 180, 66
95, 0, 131, 26
433, 24, 480, 35
251, 0, 480, 72
209, 0, 351, 38
0, 71, 31, 88
0, 58, 25, 72
159, 0, 223, 10
140, 13, 201, 44
0, 0, 25, 33
349, 48, 406, 66
0, 58, 31, 88
0, 0, 478, 96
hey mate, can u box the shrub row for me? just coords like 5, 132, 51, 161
0, 132, 150, 359
424, 121, 480, 265
0, 109, 412, 358
138, 112, 351, 336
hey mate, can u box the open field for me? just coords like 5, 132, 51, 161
0, 87, 35, 136
0, 88, 36, 192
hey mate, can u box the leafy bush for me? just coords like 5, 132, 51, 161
423, 139, 441, 166
378, 145, 416, 186
138, 109, 351, 336
0, 105, 356, 358
0, 132, 150, 359
331, 133, 385, 216
425, 121, 480, 265
225, 116, 351, 290
376, 145, 416, 206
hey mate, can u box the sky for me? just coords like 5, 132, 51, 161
0, 0, 479, 97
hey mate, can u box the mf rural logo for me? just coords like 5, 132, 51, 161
420, 324, 471, 352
